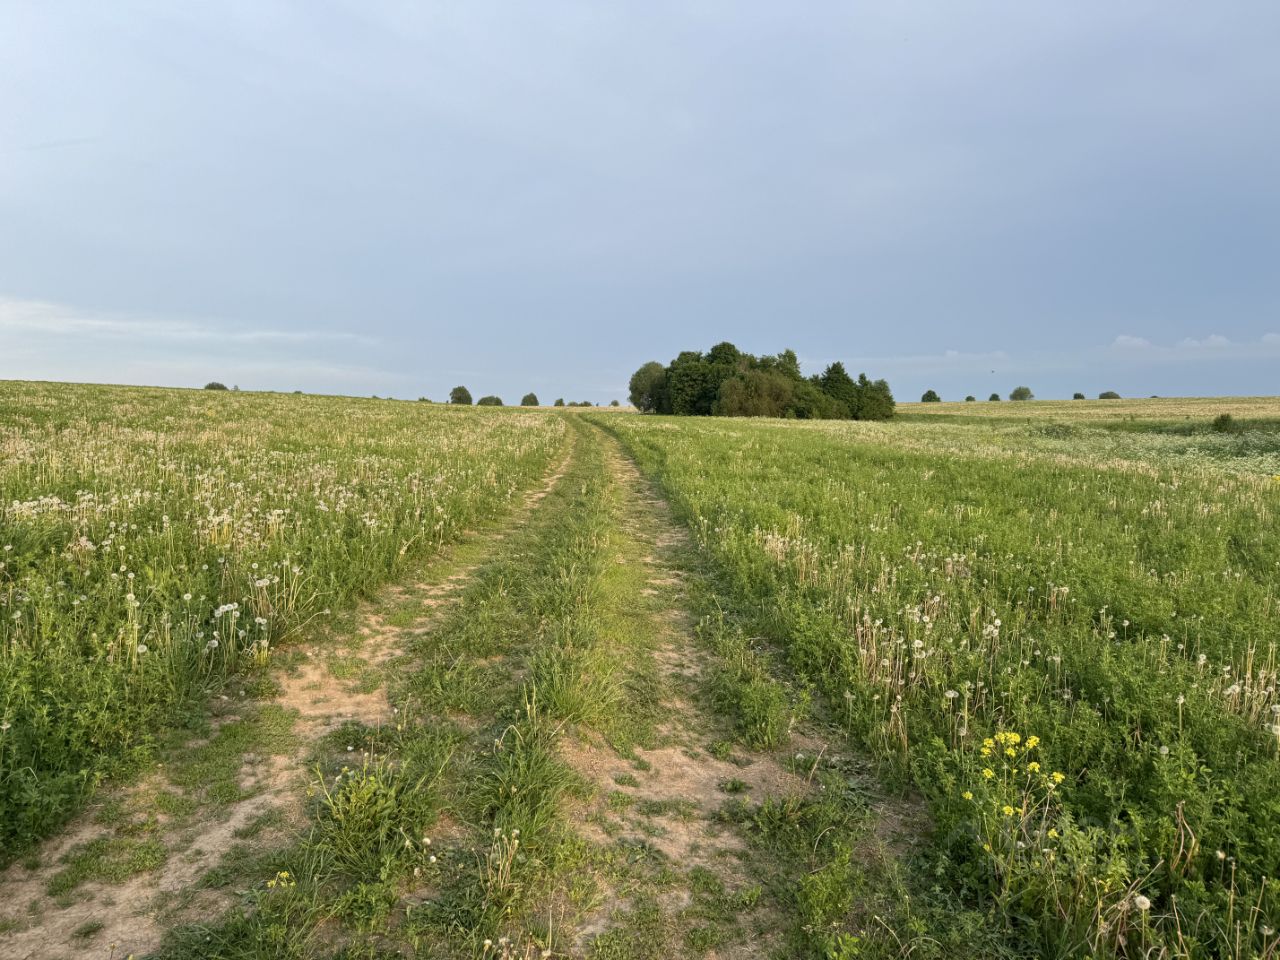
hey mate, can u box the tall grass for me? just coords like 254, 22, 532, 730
594, 408, 1280, 958
0, 382, 565, 857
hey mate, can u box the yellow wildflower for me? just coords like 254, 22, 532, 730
962, 790, 973, 801
1025, 736, 1040, 749
1052, 772, 1065, 784
1047, 828, 1059, 839
1027, 761, 1040, 772
982, 768, 995, 779
1005, 747, 1017, 758
1002, 805, 1015, 817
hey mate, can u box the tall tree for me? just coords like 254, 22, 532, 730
628, 361, 668, 413
449, 385, 472, 405
819, 362, 859, 418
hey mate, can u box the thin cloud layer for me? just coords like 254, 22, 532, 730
1, 3, 1277, 400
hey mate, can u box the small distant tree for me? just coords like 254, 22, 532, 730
521, 393, 539, 406
989, 393, 1001, 401
204, 382, 228, 390
1073, 392, 1086, 400
609, 399, 620, 407
554, 398, 565, 407
922, 389, 941, 403
449, 386, 472, 405
1099, 390, 1121, 400
1009, 386, 1034, 401
476, 395, 503, 407
965, 395, 976, 402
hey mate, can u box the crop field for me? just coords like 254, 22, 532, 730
2, 383, 1278, 959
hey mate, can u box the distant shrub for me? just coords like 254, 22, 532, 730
1211, 413, 1242, 434
965, 395, 976, 402
921, 389, 941, 403
553, 398, 565, 407
1073, 392, 1085, 400
1009, 386, 1034, 401
521, 393, 539, 407
1099, 390, 1121, 400
988, 393, 1001, 401
476, 395, 503, 407
449, 386, 472, 405
609, 399, 620, 407
417, 397, 433, 403
203, 382, 228, 391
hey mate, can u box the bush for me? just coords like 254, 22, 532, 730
965, 395, 976, 402
449, 386, 472, 405
1073, 392, 1085, 400
1009, 386, 1034, 401
476, 395, 503, 407
609, 400, 620, 407
553, 398, 565, 407
921, 389, 941, 403
521, 393, 539, 407
1211, 413, 1242, 434
989, 393, 1001, 401
203, 382, 228, 391
1099, 391, 1121, 400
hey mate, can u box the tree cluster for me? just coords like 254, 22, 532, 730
628, 343, 894, 420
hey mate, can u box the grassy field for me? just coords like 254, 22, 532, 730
2, 384, 1278, 959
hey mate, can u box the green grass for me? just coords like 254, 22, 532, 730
591, 406, 1280, 959
0, 381, 567, 859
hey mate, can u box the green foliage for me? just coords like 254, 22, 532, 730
628, 361, 668, 413
203, 382, 229, 391
632, 344, 893, 420
921, 389, 941, 403
1009, 385, 1034, 401
1212, 412, 1242, 433
988, 392, 1001, 401
520, 393, 539, 407
554, 398, 565, 407
449, 385, 472, 405
965, 395, 977, 402
476, 395, 503, 407
1073, 392, 1086, 399
1099, 390, 1121, 399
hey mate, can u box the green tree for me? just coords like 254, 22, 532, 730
819, 362, 859, 418
1009, 386, 1034, 401
714, 369, 795, 418
609, 399, 620, 407
521, 393, 539, 406
1099, 390, 1121, 399
988, 393, 1001, 401
449, 386, 472, 405
965, 395, 976, 402
922, 389, 941, 403
666, 351, 716, 416
855, 374, 895, 420
476, 395, 502, 407
1073, 392, 1086, 400
203, 381, 228, 391
628, 361, 668, 413
554, 398, 565, 407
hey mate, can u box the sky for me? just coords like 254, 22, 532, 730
1, 2, 1278, 404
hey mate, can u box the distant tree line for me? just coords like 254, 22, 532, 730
628, 342, 894, 420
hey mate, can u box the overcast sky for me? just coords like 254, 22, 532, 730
2, 2, 1278, 402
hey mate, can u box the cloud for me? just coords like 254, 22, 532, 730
0, 296, 378, 346
1176, 334, 1231, 349
1263, 333, 1280, 345
1112, 335, 1152, 349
